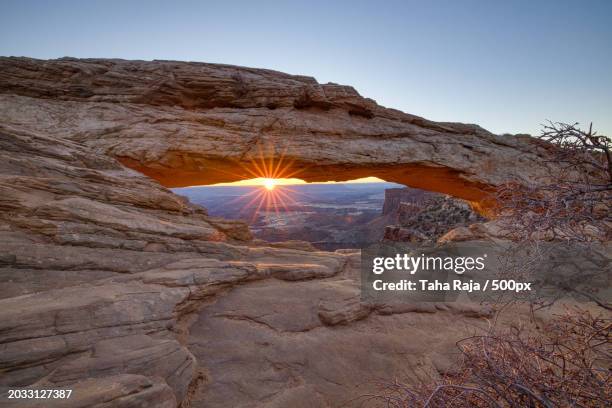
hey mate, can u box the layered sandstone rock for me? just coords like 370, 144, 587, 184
0, 128, 356, 406
0, 57, 566, 407
0, 57, 561, 214
0, 126, 496, 405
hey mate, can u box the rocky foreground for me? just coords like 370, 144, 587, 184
0, 58, 568, 407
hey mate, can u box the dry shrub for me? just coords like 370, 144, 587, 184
356, 122, 611, 407
358, 308, 610, 407
494, 122, 611, 243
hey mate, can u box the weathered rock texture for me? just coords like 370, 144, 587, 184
0, 57, 559, 407
0, 57, 561, 214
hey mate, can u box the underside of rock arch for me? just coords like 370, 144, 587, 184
0, 57, 561, 407
0, 57, 555, 212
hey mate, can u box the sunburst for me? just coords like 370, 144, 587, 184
215, 143, 310, 224
263, 178, 276, 191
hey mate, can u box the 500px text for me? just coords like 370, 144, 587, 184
373, 279, 533, 293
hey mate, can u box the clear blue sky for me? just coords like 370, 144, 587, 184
1, 0, 610, 136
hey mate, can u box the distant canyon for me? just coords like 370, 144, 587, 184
174, 183, 486, 250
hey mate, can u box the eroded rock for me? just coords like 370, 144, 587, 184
0, 57, 563, 214
0, 58, 569, 407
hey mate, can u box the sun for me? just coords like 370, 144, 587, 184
263, 178, 276, 191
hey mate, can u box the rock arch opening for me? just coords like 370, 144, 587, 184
122, 155, 496, 215
173, 174, 486, 250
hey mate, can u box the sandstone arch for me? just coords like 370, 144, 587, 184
0, 57, 555, 214
0, 57, 578, 408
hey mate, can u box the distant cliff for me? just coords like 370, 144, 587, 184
381, 188, 435, 216
380, 188, 486, 243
